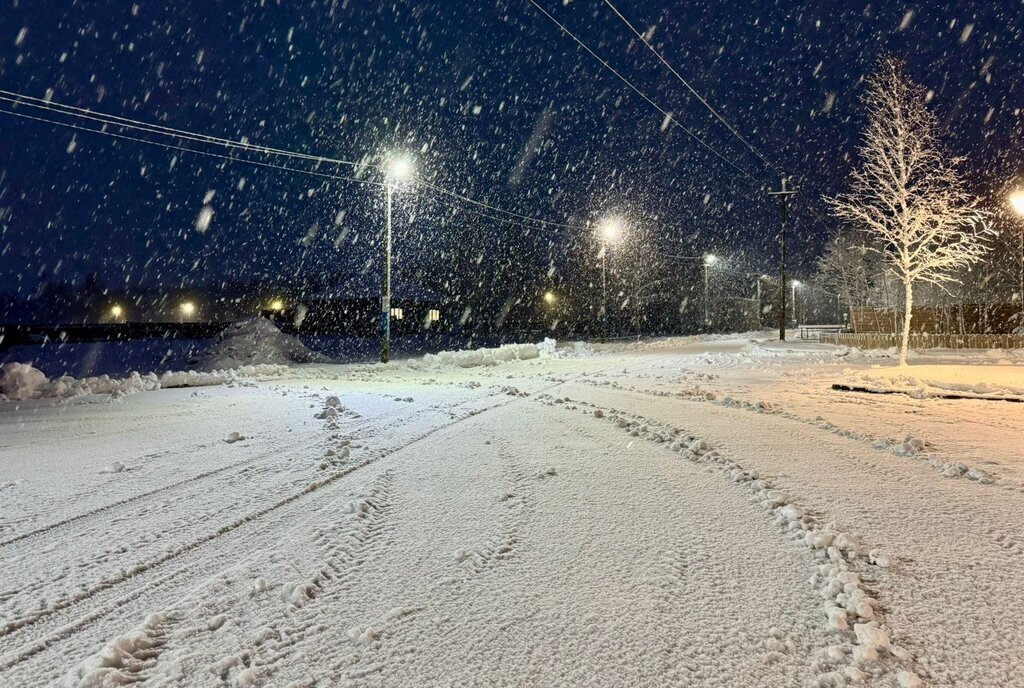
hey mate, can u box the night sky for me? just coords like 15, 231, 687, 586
0, 0, 1021, 302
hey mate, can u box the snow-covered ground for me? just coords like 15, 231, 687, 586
2, 334, 1024, 686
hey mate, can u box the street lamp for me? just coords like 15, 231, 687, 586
543, 290, 556, 305
791, 280, 802, 327
268, 298, 284, 312
703, 254, 718, 331
381, 154, 414, 363
755, 275, 771, 329
1010, 191, 1024, 332
596, 217, 624, 343
109, 304, 124, 321
179, 301, 196, 322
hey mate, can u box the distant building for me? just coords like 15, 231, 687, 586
271, 286, 444, 336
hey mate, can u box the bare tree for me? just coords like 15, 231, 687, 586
828, 57, 993, 364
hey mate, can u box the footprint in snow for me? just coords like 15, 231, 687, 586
224, 431, 246, 444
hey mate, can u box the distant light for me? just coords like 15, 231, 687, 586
388, 155, 414, 182
704, 253, 718, 266
268, 298, 285, 312
1010, 191, 1024, 216
792, 280, 802, 288
180, 301, 196, 317
543, 291, 556, 304
597, 217, 624, 243
110, 304, 124, 319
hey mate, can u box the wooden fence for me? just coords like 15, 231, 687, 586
821, 333, 1024, 350
849, 305, 1021, 335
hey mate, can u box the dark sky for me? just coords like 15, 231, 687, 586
0, 0, 1021, 298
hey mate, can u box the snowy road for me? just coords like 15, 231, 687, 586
2, 337, 1024, 686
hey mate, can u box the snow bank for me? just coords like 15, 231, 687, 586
197, 317, 329, 370
536, 338, 594, 359
839, 364, 1024, 401
0, 362, 290, 401
420, 342, 540, 368
0, 362, 49, 400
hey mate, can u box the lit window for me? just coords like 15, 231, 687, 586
390, 308, 404, 320
428, 309, 440, 322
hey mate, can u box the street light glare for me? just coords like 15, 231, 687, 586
543, 291, 556, 304
792, 280, 802, 288
1010, 191, 1024, 216
388, 156, 414, 182
598, 218, 623, 243
704, 253, 718, 266
110, 304, 123, 319
180, 301, 196, 316
269, 298, 284, 311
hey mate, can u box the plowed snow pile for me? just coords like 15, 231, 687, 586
839, 364, 1024, 400
0, 361, 289, 401
198, 317, 329, 370
420, 342, 539, 368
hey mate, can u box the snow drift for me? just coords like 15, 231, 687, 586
197, 317, 329, 370
0, 361, 290, 401
838, 364, 1024, 401
421, 342, 540, 368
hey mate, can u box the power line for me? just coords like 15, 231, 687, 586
600, 0, 782, 177
0, 90, 367, 171
0, 106, 378, 188
0, 90, 588, 233
524, 0, 757, 183
414, 177, 587, 231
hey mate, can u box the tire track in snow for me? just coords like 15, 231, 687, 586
0, 385, 552, 675
537, 393, 925, 687
0, 390, 512, 618
0, 391, 489, 549
0, 457, 257, 548
576, 376, 1014, 491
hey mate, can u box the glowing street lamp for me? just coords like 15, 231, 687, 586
596, 217, 624, 342
179, 301, 196, 322
703, 253, 718, 330
268, 298, 285, 312
543, 290, 556, 305
109, 304, 124, 321
1010, 191, 1024, 330
381, 154, 414, 363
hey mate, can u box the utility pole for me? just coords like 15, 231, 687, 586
381, 179, 393, 363
600, 244, 608, 343
768, 178, 796, 341
755, 276, 762, 328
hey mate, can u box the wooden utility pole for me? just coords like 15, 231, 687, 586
768, 178, 796, 341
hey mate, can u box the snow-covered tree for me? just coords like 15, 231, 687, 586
828, 57, 993, 365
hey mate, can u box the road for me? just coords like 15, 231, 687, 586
1, 337, 1023, 686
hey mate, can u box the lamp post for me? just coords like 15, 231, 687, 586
703, 254, 718, 331
756, 274, 771, 329
381, 156, 413, 363
1010, 191, 1024, 332
597, 218, 623, 343
791, 280, 802, 326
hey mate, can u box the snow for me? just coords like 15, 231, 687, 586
419, 341, 540, 368
0, 362, 49, 401
839, 364, 1024, 401
197, 317, 329, 370
2, 334, 1024, 686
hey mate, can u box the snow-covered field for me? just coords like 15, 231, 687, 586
2, 335, 1024, 687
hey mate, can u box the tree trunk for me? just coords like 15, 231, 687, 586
899, 278, 913, 366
